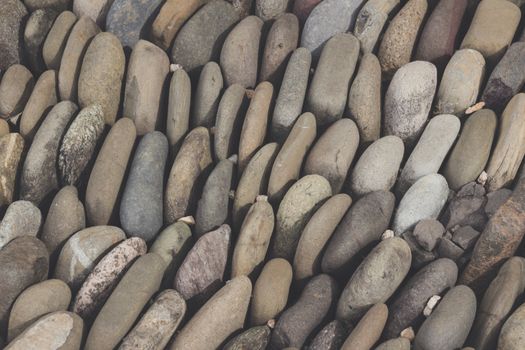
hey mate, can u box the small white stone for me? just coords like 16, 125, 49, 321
423, 295, 442, 317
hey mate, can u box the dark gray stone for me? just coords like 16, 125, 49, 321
24, 8, 58, 73
452, 226, 480, 250
402, 231, 438, 269
485, 188, 512, 217
437, 238, 464, 261
0, 0, 27, 71
223, 325, 270, 350
412, 219, 445, 252
443, 182, 487, 231
309, 320, 347, 350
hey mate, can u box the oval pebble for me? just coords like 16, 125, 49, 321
42, 11, 77, 70
255, 0, 289, 21
0, 0, 27, 71
167, 67, 191, 153
341, 303, 388, 350
0, 64, 34, 118
23, 9, 58, 74
224, 325, 271, 350
353, 0, 400, 54
498, 303, 525, 350
309, 320, 347, 350
0, 133, 24, 207
0, 200, 41, 250
73, 0, 114, 26
375, 338, 411, 350
214, 84, 247, 160
192, 61, 223, 128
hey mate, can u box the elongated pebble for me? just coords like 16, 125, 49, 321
223, 326, 271, 350
42, 11, 77, 70
0, 133, 24, 207
167, 68, 191, 153
0, 201, 41, 250
353, 0, 400, 53
0, 64, 34, 118
214, 84, 247, 160
309, 320, 347, 350
73, 0, 114, 26
0, 0, 27, 71
498, 303, 525, 350
24, 9, 58, 74
341, 303, 388, 350
192, 61, 223, 128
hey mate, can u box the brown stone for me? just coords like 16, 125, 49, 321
341, 304, 388, 350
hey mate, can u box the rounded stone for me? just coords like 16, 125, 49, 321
192, 61, 223, 128
0, 0, 27, 71
214, 84, 247, 160
42, 11, 77, 70
223, 326, 271, 350
498, 303, 525, 350
24, 9, 58, 73
0, 64, 34, 118
341, 303, 388, 350
167, 67, 191, 153
309, 320, 347, 350
73, 0, 114, 26
0, 133, 24, 207
255, 0, 289, 21
0, 200, 41, 250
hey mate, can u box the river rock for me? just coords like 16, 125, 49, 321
124, 39, 169, 135
170, 276, 252, 350
294, 194, 352, 280
23, 0, 69, 11
0, 201, 41, 250
250, 258, 292, 325
304, 119, 359, 193
460, 0, 520, 65
19, 70, 58, 139
267, 112, 316, 202
341, 303, 388, 350
434, 49, 486, 116
309, 320, 347, 350
353, 0, 400, 53
393, 174, 449, 234
336, 237, 411, 323
378, 0, 427, 78
255, 0, 288, 20
293, 0, 322, 23
348, 53, 381, 143
105, 0, 164, 48
271, 175, 332, 260
54, 225, 125, 290
396, 114, 460, 195
271, 47, 311, 142
444, 109, 497, 190
195, 159, 234, 236
376, 338, 411, 350
165, 127, 212, 223
58, 16, 100, 101
58, 104, 105, 185
5, 311, 83, 350
486, 93, 525, 191
306, 33, 359, 127
171, 0, 239, 73
384, 61, 437, 144
0, 0, 27, 71
214, 84, 247, 160
24, 9, 58, 73
414, 285, 477, 350
42, 11, 77, 70
350, 136, 404, 197
498, 303, 525, 350
85, 118, 136, 225
84, 253, 164, 350
301, 0, 365, 57
221, 16, 262, 88
0, 133, 24, 207
167, 68, 191, 153
260, 13, 299, 84
0, 64, 34, 118
20, 101, 78, 205
0, 236, 49, 330
384, 258, 458, 338
174, 225, 231, 302
7, 279, 71, 341
192, 61, 223, 128
224, 326, 271, 350
73, 237, 147, 319
73, 0, 114, 26
271, 274, 338, 349
120, 131, 168, 242
78, 31, 125, 125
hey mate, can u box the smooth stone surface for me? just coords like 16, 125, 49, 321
255, 0, 289, 21
271, 274, 338, 349
396, 114, 460, 195
24, 9, 58, 73
348, 53, 381, 143
341, 303, 388, 350
486, 93, 525, 191
167, 68, 191, 153
485, 189, 513, 217
271, 175, 332, 260
482, 42, 525, 111
498, 303, 525, 350
120, 131, 168, 242
119, 289, 186, 350
435, 49, 486, 116
124, 39, 169, 135
85, 253, 165, 350
54, 226, 125, 290
384, 61, 437, 144
336, 237, 411, 323
309, 320, 347, 350
165, 127, 213, 223
171, 0, 239, 73
271, 47, 311, 142
353, 0, 400, 53
221, 16, 262, 88
301, 0, 365, 57
170, 276, 252, 350
267, 112, 316, 203
58, 104, 105, 185
0, 120, 8, 136
0, 201, 41, 250
19, 70, 58, 140
73, 0, 114, 26
0, 236, 49, 330
378, 0, 427, 78
376, 338, 411, 350
250, 258, 292, 325
260, 13, 299, 84
41, 186, 85, 255
73, 237, 147, 319
58, 16, 100, 101
393, 174, 449, 234
7, 279, 71, 341
105, 0, 163, 48
350, 136, 404, 197
85, 118, 136, 225
20, 101, 78, 205
192, 61, 223, 128
294, 194, 352, 280
43, 11, 77, 70
214, 84, 247, 160
460, 0, 520, 65
304, 118, 359, 193
174, 225, 231, 301
0, 0, 27, 71
78, 31, 125, 125
0, 64, 34, 118
223, 325, 271, 350
444, 109, 497, 190
24, 0, 69, 11
306, 33, 359, 127
412, 219, 445, 252
0, 134, 24, 207
322, 191, 395, 274
384, 258, 458, 338
414, 286, 477, 350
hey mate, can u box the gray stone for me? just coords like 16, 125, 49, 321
340, 303, 388, 350
0, 201, 41, 250
214, 84, 247, 160
375, 338, 411, 350
255, 0, 289, 21
452, 226, 480, 250
24, 0, 69, 11
42, 11, 77, 70
24, 9, 58, 73
412, 219, 445, 252
73, 0, 114, 26
498, 303, 525, 350
223, 326, 270, 350
192, 61, 223, 128
0, 0, 27, 71
437, 238, 465, 261
444, 182, 487, 231
309, 320, 347, 350
485, 188, 512, 217
0, 64, 34, 118
167, 68, 191, 153
0, 133, 24, 208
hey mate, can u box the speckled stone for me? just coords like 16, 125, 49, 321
0, 64, 34, 118
24, 0, 69, 11
24, 9, 58, 73
309, 320, 347, 350
223, 326, 271, 350
214, 84, 247, 160
42, 11, 77, 70
375, 338, 411, 350
0, 201, 41, 250
167, 68, 191, 153
353, 0, 400, 53
255, 0, 289, 21
498, 303, 525, 350
0, 133, 24, 207
192, 61, 223, 128
0, 0, 28, 71
73, 0, 114, 26
293, 0, 323, 23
